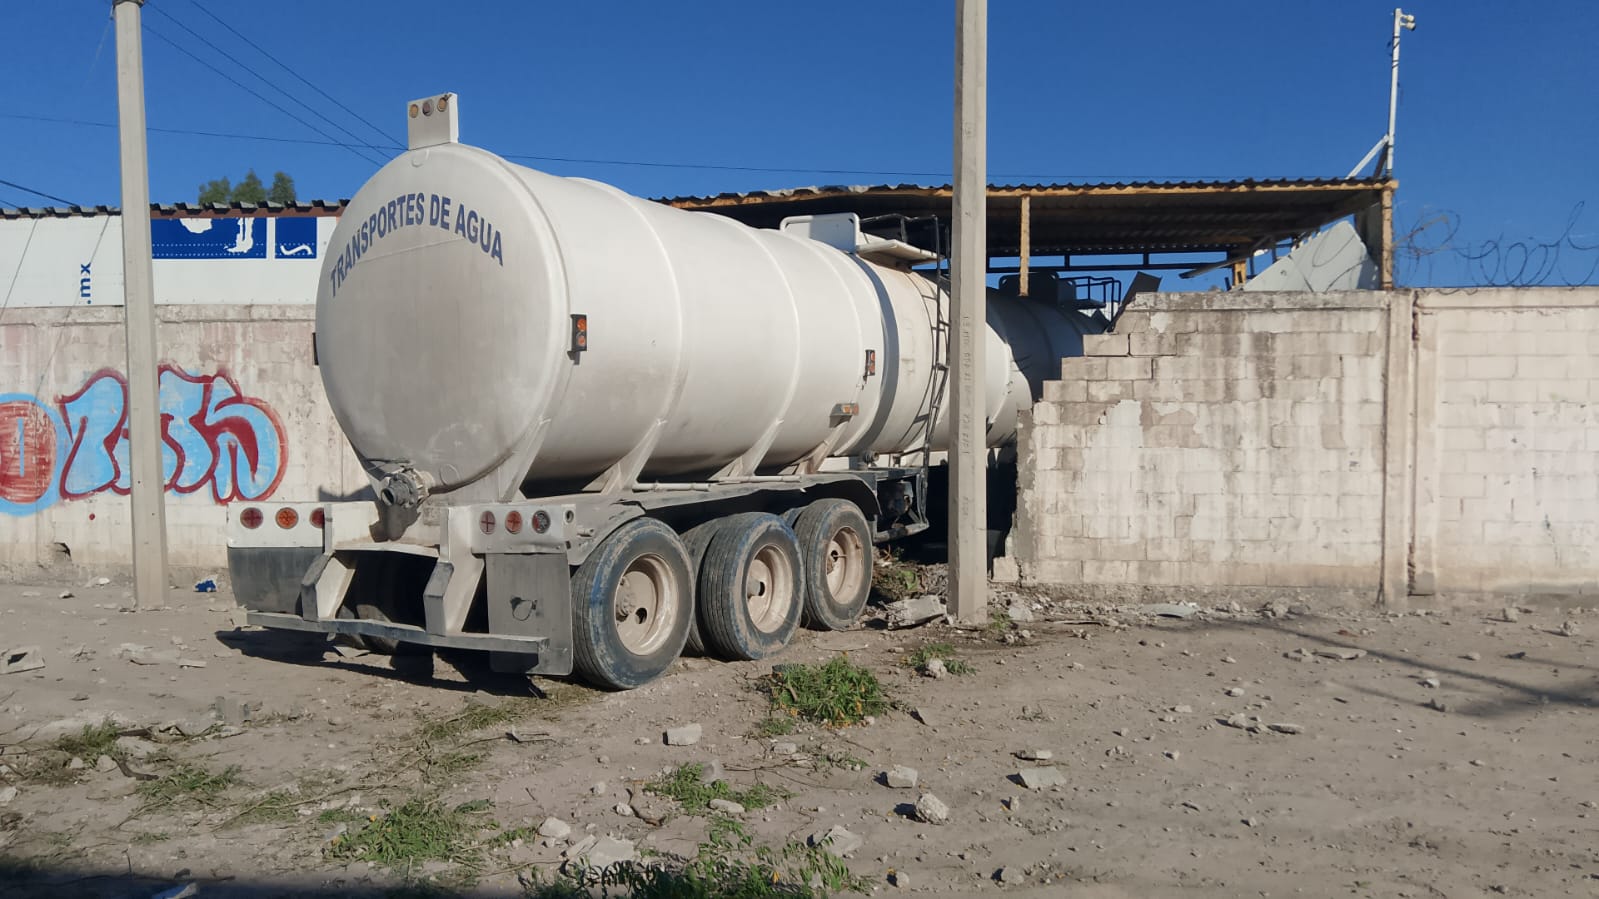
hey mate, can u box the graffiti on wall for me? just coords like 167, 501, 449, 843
0, 366, 284, 515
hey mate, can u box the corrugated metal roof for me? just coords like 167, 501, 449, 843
0, 200, 350, 220
658, 177, 1395, 258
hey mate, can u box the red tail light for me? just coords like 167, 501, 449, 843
479, 511, 497, 534
275, 508, 299, 529
240, 507, 264, 529
504, 510, 523, 534
309, 508, 326, 529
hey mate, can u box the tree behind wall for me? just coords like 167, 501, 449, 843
196, 169, 297, 206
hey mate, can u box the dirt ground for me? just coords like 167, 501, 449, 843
2, 573, 1597, 898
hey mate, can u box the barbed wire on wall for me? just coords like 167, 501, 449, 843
1395, 202, 1599, 288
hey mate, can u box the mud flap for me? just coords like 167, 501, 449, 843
227, 546, 322, 613
485, 553, 574, 675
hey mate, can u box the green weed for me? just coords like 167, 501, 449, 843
765, 656, 888, 727
646, 764, 790, 816
415, 700, 537, 744
136, 763, 243, 807
903, 642, 973, 676
751, 716, 797, 738
50, 721, 123, 760
326, 797, 490, 869
984, 608, 1013, 639
870, 552, 922, 603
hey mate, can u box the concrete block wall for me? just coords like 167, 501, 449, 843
1416, 290, 1599, 594
1006, 293, 1390, 592
0, 306, 365, 576
1005, 286, 1599, 602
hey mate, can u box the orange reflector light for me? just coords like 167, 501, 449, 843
531, 510, 551, 534
309, 508, 326, 529
275, 507, 299, 529
240, 507, 264, 529
865, 349, 877, 377
571, 314, 588, 353
504, 510, 523, 534
479, 510, 497, 534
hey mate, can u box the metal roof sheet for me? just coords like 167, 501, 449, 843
0, 200, 351, 220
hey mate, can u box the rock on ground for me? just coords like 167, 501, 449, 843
885, 765, 919, 789
1018, 767, 1066, 790
664, 723, 702, 746
913, 792, 950, 824
810, 825, 864, 857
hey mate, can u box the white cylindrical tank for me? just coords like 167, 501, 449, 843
316, 141, 1099, 503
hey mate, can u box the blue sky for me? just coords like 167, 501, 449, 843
3, 0, 1596, 286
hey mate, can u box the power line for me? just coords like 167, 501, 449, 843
146, 4, 393, 159
181, 0, 397, 148
0, 177, 75, 206
140, 20, 389, 168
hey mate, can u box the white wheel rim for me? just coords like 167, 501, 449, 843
614, 553, 678, 655
745, 544, 795, 634
823, 526, 866, 603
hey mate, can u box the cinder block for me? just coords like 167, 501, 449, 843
1128, 332, 1176, 356
1084, 333, 1130, 356
1082, 560, 1132, 583
1104, 356, 1153, 381
1042, 379, 1087, 403
1060, 357, 1109, 380
1087, 380, 1136, 403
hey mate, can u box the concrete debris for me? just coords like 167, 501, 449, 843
923, 658, 948, 679
772, 742, 798, 755
613, 802, 634, 816
912, 792, 950, 824
537, 817, 571, 840
1014, 749, 1053, 761
1421, 677, 1441, 689
1172, 705, 1193, 715
1165, 750, 1181, 761
1465, 651, 1482, 662
627, 788, 674, 825
117, 644, 206, 668
1285, 648, 1314, 663
1243, 816, 1260, 828
885, 595, 947, 629
664, 723, 702, 746
1426, 698, 1450, 713
116, 737, 161, 759
564, 835, 597, 858
1223, 713, 1264, 733
1226, 687, 1246, 697
912, 708, 936, 727
59, 591, 74, 599
708, 798, 746, 815
1263, 600, 1291, 618
175, 718, 216, 738
0, 786, 17, 805
888, 869, 910, 888
1500, 606, 1521, 622
1267, 723, 1305, 735
579, 836, 637, 870
1315, 648, 1366, 661
997, 865, 1024, 884
95, 755, 119, 773
213, 696, 258, 727
1146, 603, 1198, 619
590, 782, 607, 795
1, 646, 45, 676
1018, 767, 1066, 790
698, 758, 726, 784
332, 644, 370, 659
66, 756, 86, 770
810, 824, 864, 857
885, 765, 919, 789
90, 576, 111, 588
1005, 604, 1035, 623
1560, 619, 1581, 637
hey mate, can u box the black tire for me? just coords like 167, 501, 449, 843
571, 517, 694, 690
336, 602, 401, 655
699, 512, 803, 661
679, 519, 727, 656
792, 500, 873, 631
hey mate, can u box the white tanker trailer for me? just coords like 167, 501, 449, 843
229, 94, 1102, 689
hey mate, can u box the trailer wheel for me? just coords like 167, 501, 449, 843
793, 499, 872, 631
699, 513, 802, 661
571, 517, 693, 690
678, 519, 727, 656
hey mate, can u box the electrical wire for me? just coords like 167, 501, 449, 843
140, 20, 389, 168
0, 178, 75, 206
180, 0, 397, 148
146, 4, 394, 160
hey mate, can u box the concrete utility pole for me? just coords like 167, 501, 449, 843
948, 0, 988, 624
1386, 8, 1417, 177
113, 0, 169, 607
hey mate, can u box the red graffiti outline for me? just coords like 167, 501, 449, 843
56, 367, 130, 500
52, 365, 287, 504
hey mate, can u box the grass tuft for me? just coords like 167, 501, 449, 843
750, 716, 796, 738
903, 642, 974, 676
646, 764, 789, 815
765, 656, 888, 727
870, 551, 922, 604
50, 721, 123, 761
136, 763, 243, 807
326, 797, 490, 869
